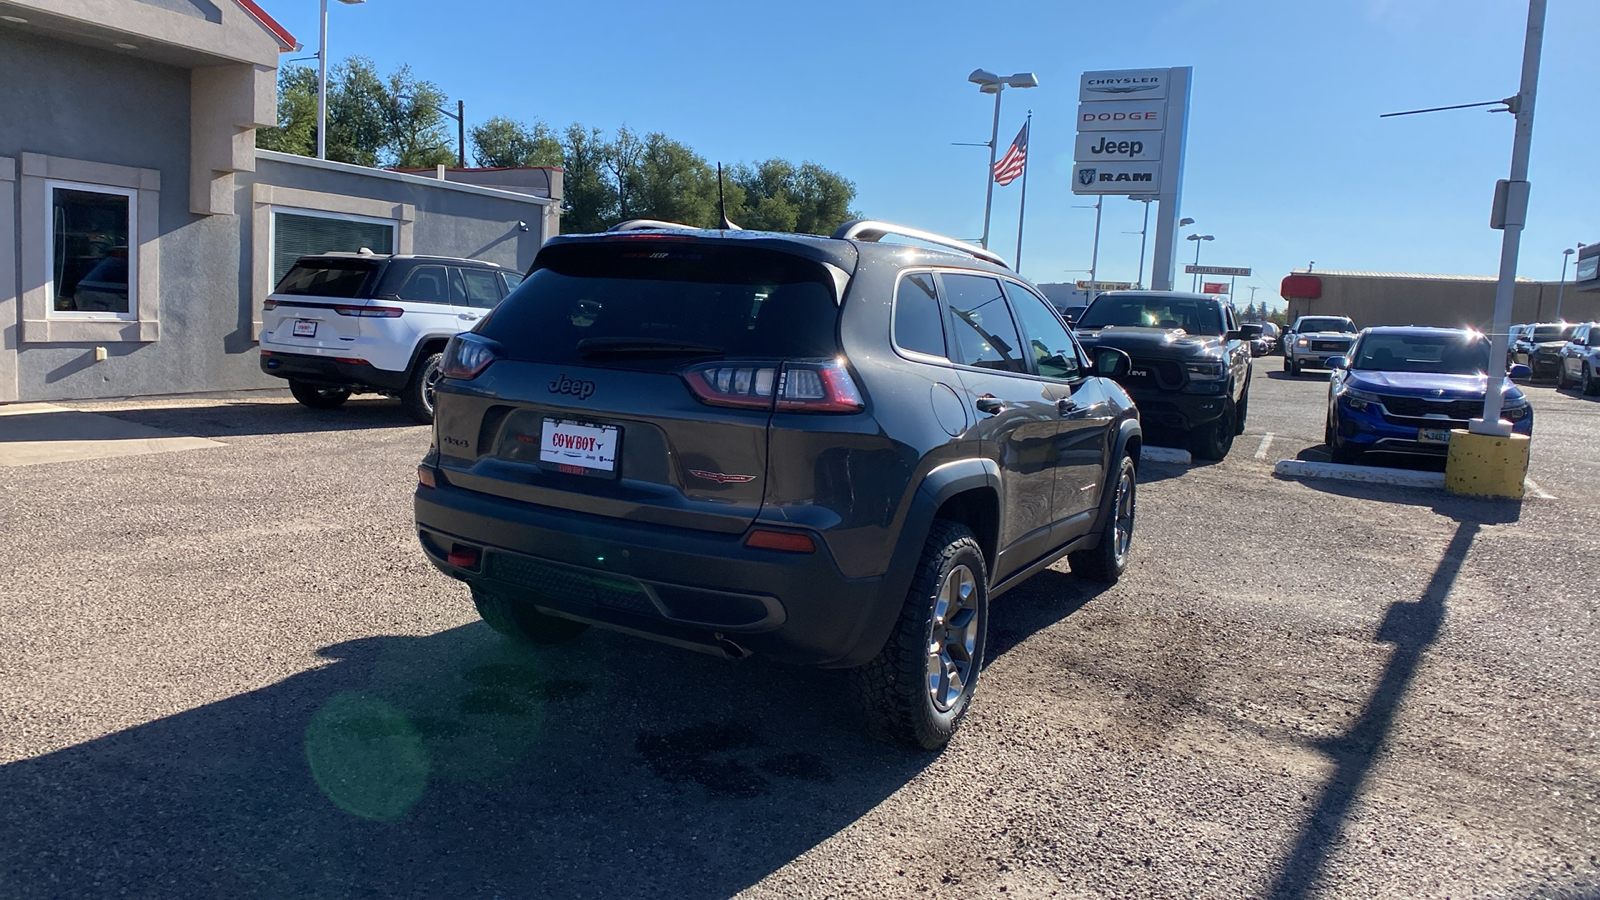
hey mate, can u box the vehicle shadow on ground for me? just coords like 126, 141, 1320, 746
89, 397, 423, 438
0, 622, 939, 898
1265, 501, 1515, 898
1289, 445, 1448, 473
1265, 371, 1331, 382
985, 568, 1107, 661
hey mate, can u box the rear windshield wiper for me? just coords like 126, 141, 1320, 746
576, 337, 725, 358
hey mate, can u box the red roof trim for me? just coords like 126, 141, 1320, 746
233, 0, 298, 51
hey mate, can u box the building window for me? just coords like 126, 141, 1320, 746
270, 209, 396, 287
47, 181, 137, 320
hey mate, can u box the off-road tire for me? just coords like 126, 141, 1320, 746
1282, 355, 1291, 373
1188, 400, 1237, 461
1555, 363, 1570, 391
472, 589, 589, 644
401, 351, 444, 424
1069, 454, 1136, 584
288, 379, 350, 410
1324, 412, 1335, 448
854, 520, 988, 752
1234, 382, 1251, 435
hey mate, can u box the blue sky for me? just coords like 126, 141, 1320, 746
267, 0, 1598, 304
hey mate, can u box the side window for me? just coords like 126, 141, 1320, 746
447, 268, 469, 306
501, 271, 525, 293
1223, 304, 1238, 333
940, 273, 1027, 374
397, 265, 449, 304
893, 272, 946, 358
1004, 282, 1082, 380
460, 268, 502, 309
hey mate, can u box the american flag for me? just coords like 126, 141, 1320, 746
993, 120, 1029, 186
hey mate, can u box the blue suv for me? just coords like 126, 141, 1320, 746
1324, 327, 1532, 464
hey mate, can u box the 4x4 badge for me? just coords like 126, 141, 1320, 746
689, 469, 757, 484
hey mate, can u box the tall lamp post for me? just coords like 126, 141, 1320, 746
967, 68, 1038, 250
1129, 196, 1155, 288
1555, 246, 1575, 321
317, 0, 366, 160
1186, 233, 1214, 290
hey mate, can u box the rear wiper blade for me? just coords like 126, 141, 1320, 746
575, 337, 725, 357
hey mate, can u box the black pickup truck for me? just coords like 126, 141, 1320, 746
1073, 291, 1258, 460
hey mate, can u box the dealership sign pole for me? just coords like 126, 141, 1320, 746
1073, 67, 1191, 291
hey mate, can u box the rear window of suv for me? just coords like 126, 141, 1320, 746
479, 241, 840, 369
274, 259, 379, 298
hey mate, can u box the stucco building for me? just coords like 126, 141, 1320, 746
1279, 269, 1600, 331
0, 0, 559, 403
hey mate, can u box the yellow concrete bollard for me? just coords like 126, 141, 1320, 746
1444, 430, 1529, 500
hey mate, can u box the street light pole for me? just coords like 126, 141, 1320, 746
968, 69, 1037, 250
1186, 233, 1213, 290
1555, 247, 1574, 321
316, 0, 366, 161
1089, 197, 1103, 285
1475, 0, 1546, 436
981, 87, 1002, 250
1130, 196, 1153, 288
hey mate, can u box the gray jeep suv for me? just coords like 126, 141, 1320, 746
413, 220, 1143, 749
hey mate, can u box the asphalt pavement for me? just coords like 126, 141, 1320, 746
0, 367, 1595, 899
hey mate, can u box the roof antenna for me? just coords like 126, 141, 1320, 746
717, 162, 741, 231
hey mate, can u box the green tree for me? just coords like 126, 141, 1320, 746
470, 116, 563, 168
256, 64, 317, 156
324, 56, 387, 166
559, 124, 616, 234
379, 64, 455, 168
731, 159, 858, 235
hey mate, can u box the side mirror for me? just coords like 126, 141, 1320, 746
1094, 346, 1131, 379
1508, 363, 1532, 379
1063, 310, 1080, 326
1326, 356, 1349, 370
1237, 324, 1263, 341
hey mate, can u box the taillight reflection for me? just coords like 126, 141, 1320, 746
440, 334, 500, 380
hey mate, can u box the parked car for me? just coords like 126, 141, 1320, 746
259, 252, 525, 423
1072, 290, 1258, 460
1252, 321, 1281, 357
414, 219, 1143, 750
1283, 315, 1357, 375
1507, 324, 1533, 369
1324, 326, 1532, 464
1523, 322, 1580, 381
1556, 322, 1600, 395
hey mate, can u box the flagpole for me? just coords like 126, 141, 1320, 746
1013, 112, 1032, 271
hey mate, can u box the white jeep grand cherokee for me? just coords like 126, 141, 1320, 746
259, 252, 523, 422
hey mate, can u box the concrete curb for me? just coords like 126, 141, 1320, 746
1142, 447, 1193, 465
1273, 459, 1445, 489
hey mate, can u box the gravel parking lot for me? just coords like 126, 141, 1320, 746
1, 361, 1596, 899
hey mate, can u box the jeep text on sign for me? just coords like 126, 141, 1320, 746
1076, 100, 1164, 132
1074, 131, 1162, 162
1079, 68, 1168, 102
1071, 161, 1163, 195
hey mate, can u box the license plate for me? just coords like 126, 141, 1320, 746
539, 418, 620, 474
292, 319, 318, 338
1417, 427, 1452, 445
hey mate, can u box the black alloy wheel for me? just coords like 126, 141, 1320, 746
401, 352, 444, 424
1068, 454, 1136, 584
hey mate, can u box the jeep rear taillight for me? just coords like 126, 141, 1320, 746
440, 334, 500, 380
682, 359, 862, 413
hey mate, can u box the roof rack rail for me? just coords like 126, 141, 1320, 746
608, 219, 698, 232
832, 219, 1009, 269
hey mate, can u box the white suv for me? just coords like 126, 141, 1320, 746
259, 253, 523, 422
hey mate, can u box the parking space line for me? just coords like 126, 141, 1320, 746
1254, 433, 1275, 460
1523, 477, 1555, 500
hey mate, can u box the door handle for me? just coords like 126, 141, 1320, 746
1056, 397, 1077, 415
975, 395, 1004, 416
458, 313, 481, 321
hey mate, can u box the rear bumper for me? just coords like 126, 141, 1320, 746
414, 478, 901, 668
260, 351, 411, 392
